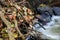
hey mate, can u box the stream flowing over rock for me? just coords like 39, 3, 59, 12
30, 7, 60, 40
37, 16, 60, 39
52, 7, 60, 15
26, 16, 60, 40
35, 7, 60, 40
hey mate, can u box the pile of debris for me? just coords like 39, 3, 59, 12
0, 0, 60, 40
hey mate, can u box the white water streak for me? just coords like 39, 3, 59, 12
38, 16, 60, 39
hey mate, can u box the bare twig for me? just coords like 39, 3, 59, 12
14, 19, 25, 40
0, 11, 15, 40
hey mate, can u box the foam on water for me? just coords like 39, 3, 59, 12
37, 16, 60, 39
26, 16, 60, 40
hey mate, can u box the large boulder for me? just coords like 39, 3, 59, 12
52, 7, 60, 15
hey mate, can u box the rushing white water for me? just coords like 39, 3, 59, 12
26, 15, 60, 40
37, 15, 60, 39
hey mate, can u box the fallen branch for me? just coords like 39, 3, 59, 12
0, 11, 15, 40
14, 19, 25, 40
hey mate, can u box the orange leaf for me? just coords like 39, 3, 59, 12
27, 9, 31, 13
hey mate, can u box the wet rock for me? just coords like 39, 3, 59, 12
33, 21, 46, 30
36, 6, 52, 25
52, 7, 60, 16
35, 13, 51, 25
32, 19, 46, 31
37, 5, 53, 16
